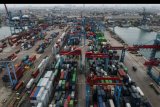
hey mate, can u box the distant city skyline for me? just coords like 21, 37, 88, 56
0, 4, 160, 9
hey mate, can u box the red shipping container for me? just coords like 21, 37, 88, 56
60, 71, 64, 79
64, 100, 68, 107
30, 87, 37, 100
15, 81, 24, 91
15, 67, 25, 80
12, 54, 17, 60
118, 69, 126, 77
32, 69, 39, 78
16, 71, 24, 80
65, 82, 69, 90
29, 55, 36, 62
94, 103, 98, 107
67, 95, 71, 102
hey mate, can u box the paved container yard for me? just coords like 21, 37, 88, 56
1, 25, 70, 107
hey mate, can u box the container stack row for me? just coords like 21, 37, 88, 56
49, 57, 78, 107
29, 69, 56, 107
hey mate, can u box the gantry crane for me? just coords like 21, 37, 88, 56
85, 52, 109, 71
4, 4, 32, 35
4, 4, 14, 35
86, 73, 122, 107
85, 51, 122, 107
0, 59, 17, 87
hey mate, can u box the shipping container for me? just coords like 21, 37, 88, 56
125, 103, 131, 107
109, 99, 115, 107
32, 69, 40, 78
136, 86, 144, 97
118, 69, 127, 77
44, 71, 53, 80
37, 78, 49, 88
46, 81, 53, 95
37, 87, 45, 101
37, 102, 43, 107
15, 81, 24, 91
30, 86, 40, 100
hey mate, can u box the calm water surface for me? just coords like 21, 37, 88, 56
113, 27, 160, 59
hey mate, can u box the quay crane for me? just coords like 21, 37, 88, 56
4, 4, 32, 35
86, 74, 123, 107
0, 59, 18, 87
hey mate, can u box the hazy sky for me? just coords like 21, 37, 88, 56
0, 4, 160, 8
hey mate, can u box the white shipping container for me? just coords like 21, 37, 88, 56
58, 80, 62, 87
49, 104, 53, 107
103, 102, 106, 107
45, 57, 49, 64
109, 99, 115, 107
46, 81, 53, 95
131, 85, 138, 93
50, 73, 55, 81
54, 44, 60, 54
54, 69, 58, 76
37, 78, 43, 86
111, 86, 114, 96
26, 78, 35, 89
55, 54, 60, 61
44, 90, 49, 106
40, 91, 47, 107
44, 71, 53, 80
125, 103, 131, 107
136, 86, 144, 97
30, 100, 38, 105
37, 102, 43, 107
43, 78, 49, 87
61, 32, 65, 38
127, 74, 132, 83
37, 78, 49, 88
38, 59, 46, 73
71, 91, 75, 99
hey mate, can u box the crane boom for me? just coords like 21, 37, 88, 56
4, 4, 9, 17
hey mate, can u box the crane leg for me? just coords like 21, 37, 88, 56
147, 37, 160, 84
11, 62, 17, 84
120, 49, 125, 62
105, 58, 109, 71
5, 63, 14, 86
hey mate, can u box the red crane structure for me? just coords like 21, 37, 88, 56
86, 73, 123, 107
59, 46, 82, 56
86, 74, 122, 87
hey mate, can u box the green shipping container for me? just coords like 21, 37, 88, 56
123, 67, 128, 73
69, 100, 74, 107
109, 80, 112, 83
